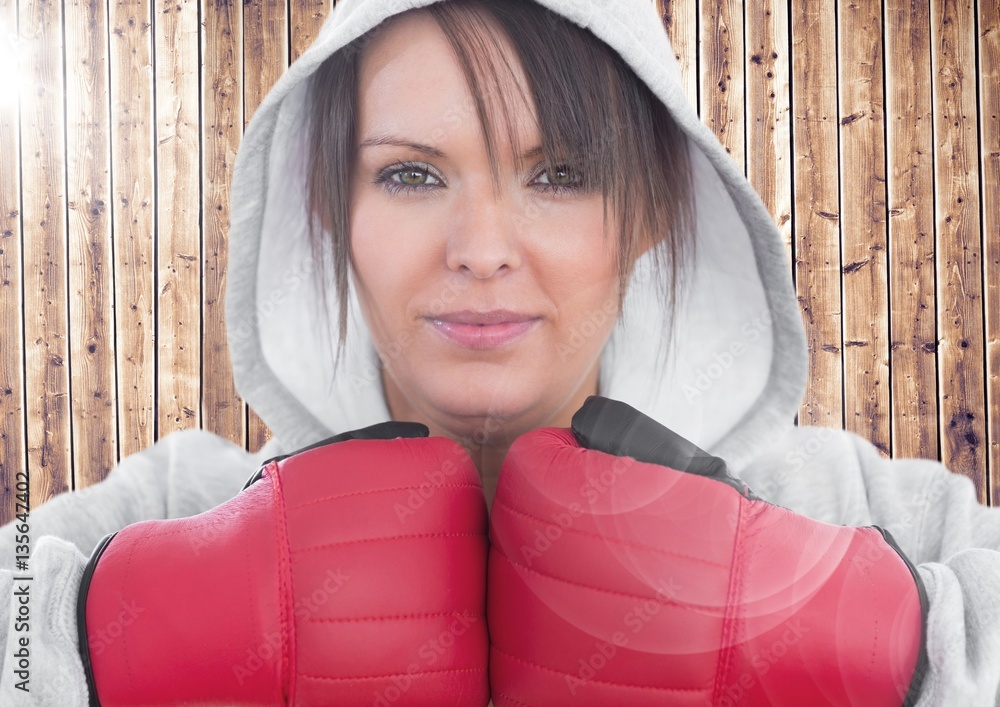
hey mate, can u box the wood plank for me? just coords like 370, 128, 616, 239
65, 0, 117, 489
0, 0, 26, 524
699, 0, 745, 171
979, 0, 1000, 505
790, 1, 844, 430
746, 0, 793, 270
930, 0, 988, 500
110, 0, 156, 459
20, 0, 72, 506
156, 0, 202, 438
243, 0, 287, 453
291, 0, 330, 63
656, 0, 698, 109
202, 0, 245, 446
884, 0, 940, 461
838, 0, 891, 458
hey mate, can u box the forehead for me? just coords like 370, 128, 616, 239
355, 9, 537, 149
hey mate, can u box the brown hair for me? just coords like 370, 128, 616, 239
306, 0, 696, 376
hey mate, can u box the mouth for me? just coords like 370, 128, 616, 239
426, 311, 541, 350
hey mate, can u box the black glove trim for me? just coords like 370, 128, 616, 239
871, 525, 930, 707
570, 395, 757, 499
241, 420, 430, 490
76, 530, 119, 707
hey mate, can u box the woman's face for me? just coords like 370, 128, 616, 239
349, 10, 626, 444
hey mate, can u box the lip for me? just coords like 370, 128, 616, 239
426, 310, 541, 350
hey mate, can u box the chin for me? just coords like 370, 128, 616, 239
421, 367, 548, 434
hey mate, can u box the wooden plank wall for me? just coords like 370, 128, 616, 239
0, 0, 997, 524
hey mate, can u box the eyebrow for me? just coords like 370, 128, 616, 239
359, 134, 545, 162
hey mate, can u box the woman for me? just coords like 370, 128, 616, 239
1, 0, 998, 705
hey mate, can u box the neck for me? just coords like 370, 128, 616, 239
381, 362, 601, 513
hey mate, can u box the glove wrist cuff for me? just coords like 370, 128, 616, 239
76, 479, 290, 706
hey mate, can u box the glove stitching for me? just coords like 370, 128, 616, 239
493, 548, 726, 613
267, 461, 298, 703
306, 611, 485, 623
286, 483, 484, 511
493, 691, 533, 707
491, 645, 713, 694
294, 532, 486, 554
122, 534, 138, 694
711, 497, 747, 703
493, 498, 731, 570
864, 530, 879, 688
299, 666, 486, 682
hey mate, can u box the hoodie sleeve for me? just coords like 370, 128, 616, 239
846, 432, 1000, 706
0, 429, 286, 706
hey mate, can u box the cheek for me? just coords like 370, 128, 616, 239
349, 195, 427, 332
535, 202, 619, 308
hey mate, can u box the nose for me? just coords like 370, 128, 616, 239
444, 186, 523, 279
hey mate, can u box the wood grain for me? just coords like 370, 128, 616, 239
244, 0, 288, 453
980, 0, 1000, 506
930, 0, 988, 501
791, 1, 844, 431
838, 0, 891, 457
155, 0, 203, 440
20, 0, 72, 507
699, 0, 745, 171
110, 0, 157, 460
0, 0, 25, 524
746, 0, 793, 271
885, 0, 941, 462
201, 0, 245, 447
657, 0, 698, 108
1, 1, 997, 509
65, 0, 117, 488
291, 0, 331, 63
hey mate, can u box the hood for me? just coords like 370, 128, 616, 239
225, 0, 808, 473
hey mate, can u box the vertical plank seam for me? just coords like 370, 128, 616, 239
150, 0, 160, 445
880, 0, 895, 459
239, 0, 247, 451
741, 0, 748, 178
15, 1, 29, 487
835, 0, 847, 433
928, 0, 944, 469
787, 0, 799, 428
971, 0, 992, 505
197, 0, 205, 437
60, 0, 76, 490
695, 0, 701, 116
242, 0, 250, 453
286, 0, 293, 76
105, 0, 121, 468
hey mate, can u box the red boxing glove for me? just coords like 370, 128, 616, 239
488, 396, 927, 706
77, 421, 490, 706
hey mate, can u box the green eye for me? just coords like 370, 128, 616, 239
398, 168, 429, 185
534, 165, 582, 193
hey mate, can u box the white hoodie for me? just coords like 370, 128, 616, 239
2, 0, 999, 704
